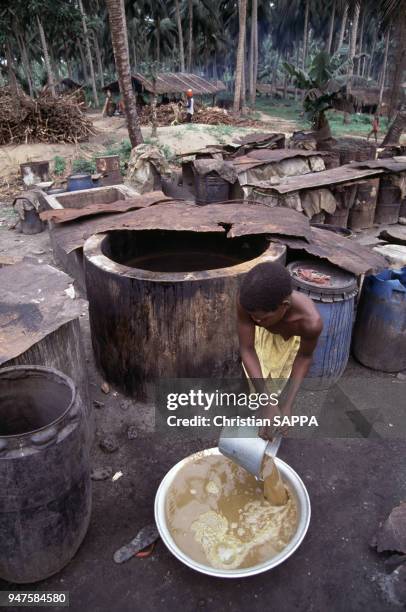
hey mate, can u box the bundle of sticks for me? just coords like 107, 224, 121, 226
0, 86, 95, 145
139, 103, 263, 127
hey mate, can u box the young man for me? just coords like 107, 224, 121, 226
185, 89, 194, 123
367, 114, 380, 143
237, 262, 323, 440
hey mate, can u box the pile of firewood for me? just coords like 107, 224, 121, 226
139, 103, 263, 127
0, 87, 95, 145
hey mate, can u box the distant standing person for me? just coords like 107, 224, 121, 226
185, 89, 194, 123
367, 114, 380, 143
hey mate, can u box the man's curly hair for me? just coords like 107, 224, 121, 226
239, 262, 292, 312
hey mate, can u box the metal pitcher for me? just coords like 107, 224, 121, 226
218, 425, 282, 480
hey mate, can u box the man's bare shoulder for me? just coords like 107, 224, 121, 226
292, 292, 323, 338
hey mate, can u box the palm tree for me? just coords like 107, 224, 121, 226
382, 111, 406, 145
326, 0, 337, 54
302, 0, 310, 69
234, 0, 247, 113
284, 50, 351, 145
383, 0, 406, 118
187, 0, 193, 71
249, 0, 258, 106
78, 0, 99, 106
105, 0, 143, 147
36, 15, 56, 96
174, 0, 185, 71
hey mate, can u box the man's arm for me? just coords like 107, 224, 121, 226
278, 322, 323, 416
237, 300, 268, 393
258, 319, 322, 441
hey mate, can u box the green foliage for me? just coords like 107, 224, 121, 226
72, 157, 96, 174
283, 51, 350, 130
53, 155, 66, 176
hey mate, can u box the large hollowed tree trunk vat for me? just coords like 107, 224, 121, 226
84, 230, 286, 399
0, 366, 92, 583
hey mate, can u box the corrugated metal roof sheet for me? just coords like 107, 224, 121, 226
104, 73, 226, 95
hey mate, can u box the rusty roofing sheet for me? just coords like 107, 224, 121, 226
232, 149, 328, 173
251, 165, 385, 194
232, 132, 285, 146
351, 158, 406, 173
40, 192, 175, 224
272, 227, 387, 276
105, 72, 226, 95
51, 200, 312, 255
0, 263, 85, 364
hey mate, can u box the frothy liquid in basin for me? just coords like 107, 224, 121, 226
166, 454, 297, 570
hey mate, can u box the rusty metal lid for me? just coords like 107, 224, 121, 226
287, 260, 358, 301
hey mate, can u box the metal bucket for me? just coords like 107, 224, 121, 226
154, 447, 311, 578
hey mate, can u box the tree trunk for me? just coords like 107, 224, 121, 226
388, 9, 406, 119
344, 4, 360, 124
64, 41, 73, 80
327, 0, 336, 55
106, 0, 143, 147
17, 32, 34, 98
378, 28, 390, 111
187, 0, 193, 71
241, 47, 246, 108
92, 32, 105, 89
272, 51, 280, 96
175, 0, 185, 72
77, 39, 89, 83
233, 0, 247, 114
156, 16, 161, 64
37, 16, 56, 97
336, 4, 348, 52
131, 38, 137, 71
78, 0, 99, 107
249, 0, 258, 107
367, 27, 377, 79
151, 77, 158, 138
302, 0, 310, 70
347, 3, 360, 92
356, 9, 365, 76
382, 112, 406, 146
315, 111, 333, 147
5, 40, 18, 98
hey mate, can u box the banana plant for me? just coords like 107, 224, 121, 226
283, 50, 351, 143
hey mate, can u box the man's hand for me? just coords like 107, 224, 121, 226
258, 402, 281, 441
258, 402, 292, 441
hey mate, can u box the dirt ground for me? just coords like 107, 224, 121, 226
1, 117, 406, 611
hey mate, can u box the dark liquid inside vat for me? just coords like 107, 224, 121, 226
104, 230, 270, 273
0, 376, 72, 436
124, 251, 242, 272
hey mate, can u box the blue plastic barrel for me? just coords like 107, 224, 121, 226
287, 260, 358, 389
67, 174, 94, 192
353, 267, 406, 372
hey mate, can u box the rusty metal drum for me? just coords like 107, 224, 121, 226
0, 366, 92, 583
